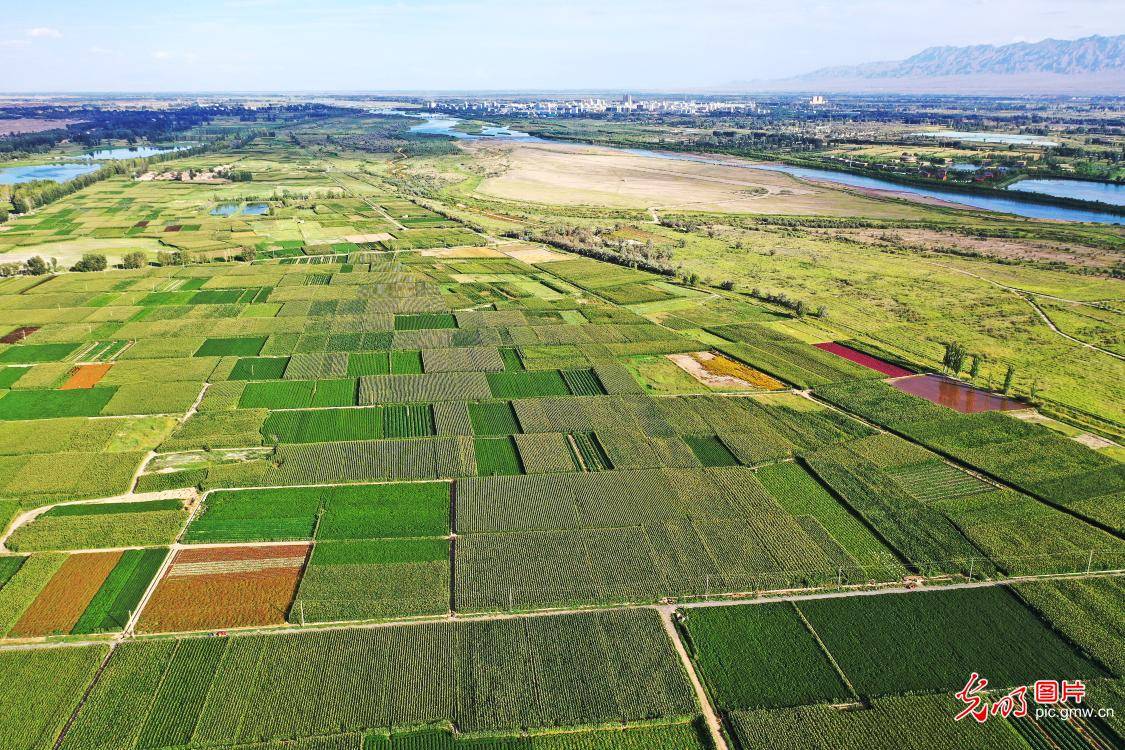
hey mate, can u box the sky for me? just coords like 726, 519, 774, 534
2, 0, 1123, 92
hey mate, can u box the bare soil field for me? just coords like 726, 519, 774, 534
0, 237, 167, 267
419, 245, 504, 258
667, 351, 785, 390
499, 243, 568, 263
0, 118, 82, 135
61, 364, 113, 390
465, 141, 932, 219
343, 233, 394, 244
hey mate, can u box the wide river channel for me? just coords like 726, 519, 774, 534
405, 113, 1123, 225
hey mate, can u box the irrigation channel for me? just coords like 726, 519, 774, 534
399, 111, 1125, 225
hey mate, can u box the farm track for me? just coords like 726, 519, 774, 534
660, 608, 729, 750
801, 386, 1125, 544
6, 565, 1123, 654
328, 170, 407, 231
0, 380, 212, 551
306, 143, 406, 232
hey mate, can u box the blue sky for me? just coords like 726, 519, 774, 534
3, 0, 1123, 92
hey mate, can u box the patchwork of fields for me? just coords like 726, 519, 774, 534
0, 116, 1121, 750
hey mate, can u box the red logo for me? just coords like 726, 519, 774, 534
955, 676, 1085, 722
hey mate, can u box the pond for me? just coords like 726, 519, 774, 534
77, 144, 194, 160
1008, 178, 1125, 207
0, 163, 101, 185
891, 374, 1025, 414
210, 202, 269, 216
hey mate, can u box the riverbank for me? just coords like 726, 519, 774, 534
460, 117, 1124, 224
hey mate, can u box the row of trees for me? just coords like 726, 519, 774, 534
0, 250, 151, 278
8, 141, 212, 214
510, 225, 677, 276
749, 287, 828, 318
942, 341, 1022, 395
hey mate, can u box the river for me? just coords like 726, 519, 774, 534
1008, 178, 1125, 208
404, 112, 1122, 225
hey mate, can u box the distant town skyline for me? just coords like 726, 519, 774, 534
3, 0, 1124, 92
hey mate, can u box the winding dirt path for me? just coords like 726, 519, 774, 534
919, 259, 1124, 361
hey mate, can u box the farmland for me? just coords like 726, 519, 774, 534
0, 105, 1121, 750
682, 582, 1118, 748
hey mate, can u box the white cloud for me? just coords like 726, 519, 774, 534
26, 27, 62, 39
0, 39, 31, 48
152, 50, 173, 60
88, 46, 116, 55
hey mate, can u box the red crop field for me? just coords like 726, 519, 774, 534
172, 544, 311, 563
813, 342, 913, 378
137, 544, 310, 633
10, 551, 122, 637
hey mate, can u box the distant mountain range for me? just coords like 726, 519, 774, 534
739, 35, 1125, 95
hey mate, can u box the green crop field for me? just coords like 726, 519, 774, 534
0, 646, 108, 750
57, 609, 694, 748
680, 602, 851, 709
292, 537, 450, 621
6, 500, 187, 551
728, 694, 1028, 750
186, 482, 450, 543
71, 548, 167, 633
797, 587, 1105, 697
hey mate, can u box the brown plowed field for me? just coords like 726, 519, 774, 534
61, 364, 113, 390
0, 326, 39, 344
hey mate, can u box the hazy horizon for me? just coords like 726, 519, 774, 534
3, 0, 1124, 93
